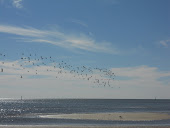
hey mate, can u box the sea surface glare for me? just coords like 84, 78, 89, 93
0, 99, 170, 126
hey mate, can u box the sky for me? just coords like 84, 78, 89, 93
0, 0, 170, 99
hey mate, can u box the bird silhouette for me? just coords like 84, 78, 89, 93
0, 52, 115, 87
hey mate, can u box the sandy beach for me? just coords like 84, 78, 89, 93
1, 112, 170, 128
39, 112, 170, 121
0, 126, 170, 128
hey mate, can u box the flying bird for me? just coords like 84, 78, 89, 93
0, 52, 115, 88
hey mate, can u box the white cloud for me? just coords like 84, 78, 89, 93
111, 65, 170, 87
160, 40, 170, 47
0, 24, 118, 54
71, 19, 88, 28
1, 59, 170, 98
0, 25, 47, 37
12, 0, 23, 9
0, 0, 23, 9
1, 60, 170, 88
0, 59, 112, 85
0, 59, 116, 99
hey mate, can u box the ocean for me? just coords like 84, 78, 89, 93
0, 99, 170, 126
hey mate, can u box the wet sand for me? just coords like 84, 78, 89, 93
39, 112, 170, 121
1, 112, 170, 128
0, 126, 170, 128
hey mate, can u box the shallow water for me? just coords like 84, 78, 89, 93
0, 99, 170, 126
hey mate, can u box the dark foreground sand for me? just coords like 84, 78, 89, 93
0, 126, 170, 128
1, 112, 170, 128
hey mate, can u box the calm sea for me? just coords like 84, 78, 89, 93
0, 99, 170, 126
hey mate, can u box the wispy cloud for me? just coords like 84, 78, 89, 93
0, 24, 118, 54
0, 60, 77, 79
12, 0, 23, 9
160, 39, 170, 48
0, 0, 23, 9
2, 59, 170, 87
71, 19, 88, 28
0, 59, 111, 90
1, 60, 170, 98
0, 60, 94, 98
111, 65, 170, 87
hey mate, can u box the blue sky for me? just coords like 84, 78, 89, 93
0, 0, 170, 99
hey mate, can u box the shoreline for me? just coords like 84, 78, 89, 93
0, 125, 170, 128
1, 112, 170, 128
39, 112, 170, 121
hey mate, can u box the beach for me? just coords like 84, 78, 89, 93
1, 112, 170, 128
0, 126, 170, 128
1, 99, 170, 127
39, 112, 170, 121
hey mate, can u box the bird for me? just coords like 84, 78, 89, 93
0, 52, 116, 88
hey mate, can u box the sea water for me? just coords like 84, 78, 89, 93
0, 99, 170, 126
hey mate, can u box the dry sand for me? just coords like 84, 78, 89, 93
39, 112, 170, 121
0, 126, 170, 128
1, 112, 170, 128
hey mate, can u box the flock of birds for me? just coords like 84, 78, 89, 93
0, 52, 115, 87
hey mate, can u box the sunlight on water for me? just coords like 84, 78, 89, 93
0, 99, 170, 126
